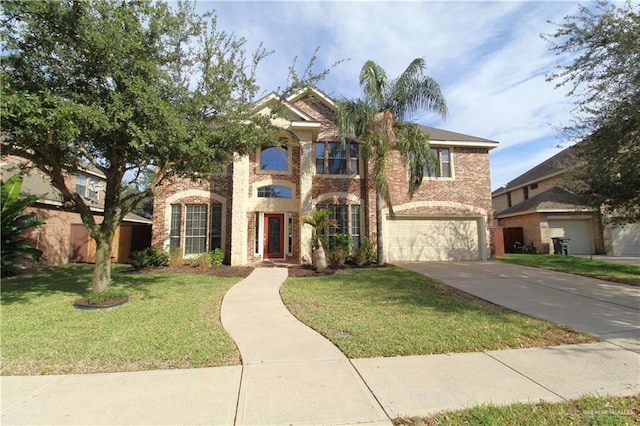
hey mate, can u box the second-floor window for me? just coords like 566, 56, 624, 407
76, 173, 101, 202
425, 147, 452, 178
260, 146, 288, 172
315, 142, 359, 175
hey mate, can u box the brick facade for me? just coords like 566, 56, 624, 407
151, 87, 498, 265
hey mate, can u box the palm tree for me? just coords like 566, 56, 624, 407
336, 58, 447, 265
302, 208, 338, 270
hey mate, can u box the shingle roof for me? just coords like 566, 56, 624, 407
495, 185, 595, 218
418, 125, 498, 144
492, 144, 580, 196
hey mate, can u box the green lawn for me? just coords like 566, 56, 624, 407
393, 394, 640, 425
1, 265, 241, 375
281, 267, 595, 359
498, 254, 640, 286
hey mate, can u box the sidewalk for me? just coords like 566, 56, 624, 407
2, 267, 639, 425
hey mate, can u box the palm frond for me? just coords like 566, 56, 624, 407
395, 122, 435, 196
359, 60, 388, 109
336, 98, 375, 141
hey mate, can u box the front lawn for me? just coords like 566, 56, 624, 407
1, 265, 241, 375
393, 394, 640, 425
498, 254, 640, 286
281, 267, 595, 359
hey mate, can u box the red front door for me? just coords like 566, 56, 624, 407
264, 214, 284, 259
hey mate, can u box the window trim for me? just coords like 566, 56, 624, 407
315, 141, 360, 176
424, 146, 454, 179
256, 138, 291, 175
184, 204, 208, 255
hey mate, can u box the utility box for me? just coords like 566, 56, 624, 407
551, 237, 571, 256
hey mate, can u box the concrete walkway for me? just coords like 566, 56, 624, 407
219, 267, 389, 425
2, 266, 640, 425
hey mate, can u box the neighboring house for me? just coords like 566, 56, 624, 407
491, 145, 605, 255
1, 156, 152, 265
152, 87, 498, 265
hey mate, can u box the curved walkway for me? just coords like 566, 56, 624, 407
220, 267, 390, 425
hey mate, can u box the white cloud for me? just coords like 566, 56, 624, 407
202, 0, 583, 190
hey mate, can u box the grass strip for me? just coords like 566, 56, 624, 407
498, 254, 640, 286
281, 267, 595, 359
1, 264, 241, 375
393, 394, 640, 425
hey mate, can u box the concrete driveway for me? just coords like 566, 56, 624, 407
396, 261, 640, 352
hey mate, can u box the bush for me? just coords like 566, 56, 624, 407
327, 246, 346, 268
330, 233, 353, 255
130, 247, 169, 269
209, 248, 224, 265
355, 237, 376, 267
168, 248, 183, 267
191, 252, 211, 268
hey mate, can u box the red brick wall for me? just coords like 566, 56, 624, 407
152, 172, 233, 261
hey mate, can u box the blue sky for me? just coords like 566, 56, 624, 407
199, 1, 584, 190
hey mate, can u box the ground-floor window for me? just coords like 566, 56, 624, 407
320, 204, 361, 251
171, 203, 223, 255
184, 205, 208, 254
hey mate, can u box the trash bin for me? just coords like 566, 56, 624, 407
551, 237, 571, 255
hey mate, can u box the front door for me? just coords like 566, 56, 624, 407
264, 214, 284, 259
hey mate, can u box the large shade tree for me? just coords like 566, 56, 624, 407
0, 0, 329, 295
336, 59, 447, 264
544, 0, 640, 224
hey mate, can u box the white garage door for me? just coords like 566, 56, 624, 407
548, 219, 593, 254
610, 223, 640, 256
387, 217, 480, 261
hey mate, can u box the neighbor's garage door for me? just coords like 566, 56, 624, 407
548, 219, 593, 254
611, 222, 640, 256
387, 217, 480, 261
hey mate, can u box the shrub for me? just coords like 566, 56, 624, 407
191, 252, 211, 268
330, 233, 353, 255
130, 247, 169, 269
168, 248, 183, 267
327, 246, 346, 268
209, 248, 224, 265
355, 237, 376, 267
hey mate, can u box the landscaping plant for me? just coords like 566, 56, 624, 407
1, 175, 45, 277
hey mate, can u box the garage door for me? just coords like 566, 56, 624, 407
610, 223, 640, 256
387, 217, 480, 261
548, 219, 593, 254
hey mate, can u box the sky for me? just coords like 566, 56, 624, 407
198, 1, 585, 191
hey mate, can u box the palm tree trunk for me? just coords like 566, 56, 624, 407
376, 191, 384, 265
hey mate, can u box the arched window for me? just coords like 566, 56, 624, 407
260, 146, 288, 171
257, 185, 292, 198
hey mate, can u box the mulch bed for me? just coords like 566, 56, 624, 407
128, 263, 351, 278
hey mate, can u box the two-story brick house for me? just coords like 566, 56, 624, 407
152, 87, 499, 265
491, 145, 605, 255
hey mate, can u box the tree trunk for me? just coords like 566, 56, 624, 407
91, 238, 113, 293
314, 239, 328, 270
376, 191, 384, 265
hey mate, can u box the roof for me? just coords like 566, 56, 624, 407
1, 163, 152, 225
418, 125, 498, 145
495, 185, 596, 218
492, 144, 580, 196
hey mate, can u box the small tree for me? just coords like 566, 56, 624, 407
302, 208, 337, 270
1, 175, 45, 276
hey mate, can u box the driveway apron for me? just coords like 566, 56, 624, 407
220, 267, 390, 425
397, 261, 640, 351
